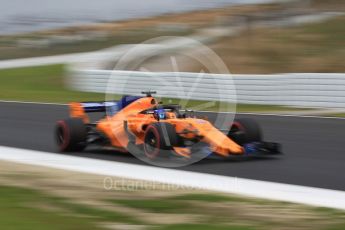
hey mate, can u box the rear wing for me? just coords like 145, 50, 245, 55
69, 102, 118, 123
79, 95, 142, 113
69, 96, 142, 123
80, 102, 118, 113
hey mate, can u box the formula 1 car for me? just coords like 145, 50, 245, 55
55, 91, 281, 160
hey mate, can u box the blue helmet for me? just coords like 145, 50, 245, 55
154, 109, 166, 120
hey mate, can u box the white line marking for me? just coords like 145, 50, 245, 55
0, 146, 345, 210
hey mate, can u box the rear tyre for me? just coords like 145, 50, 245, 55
228, 118, 262, 145
55, 118, 87, 152
143, 123, 178, 159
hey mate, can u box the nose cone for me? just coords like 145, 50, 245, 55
190, 119, 244, 156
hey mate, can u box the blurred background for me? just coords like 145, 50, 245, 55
0, 0, 344, 109
0, 0, 343, 72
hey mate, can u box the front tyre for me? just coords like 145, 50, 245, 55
55, 118, 87, 152
143, 123, 178, 159
228, 118, 262, 145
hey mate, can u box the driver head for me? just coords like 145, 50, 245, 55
154, 109, 166, 120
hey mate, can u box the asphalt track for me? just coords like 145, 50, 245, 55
0, 102, 344, 191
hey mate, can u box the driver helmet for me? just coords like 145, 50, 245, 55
154, 109, 166, 120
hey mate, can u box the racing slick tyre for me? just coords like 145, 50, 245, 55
143, 123, 178, 159
227, 118, 262, 145
55, 118, 87, 152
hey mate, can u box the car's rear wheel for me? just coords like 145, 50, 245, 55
143, 123, 178, 159
55, 118, 87, 152
228, 118, 262, 145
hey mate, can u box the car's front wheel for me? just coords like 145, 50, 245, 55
143, 123, 178, 159
227, 118, 262, 145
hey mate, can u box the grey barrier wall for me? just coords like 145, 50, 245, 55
68, 69, 345, 108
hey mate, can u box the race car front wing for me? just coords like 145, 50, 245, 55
243, 142, 282, 156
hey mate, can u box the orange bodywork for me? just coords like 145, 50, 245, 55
69, 97, 244, 157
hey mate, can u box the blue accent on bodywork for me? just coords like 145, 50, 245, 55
119, 95, 142, 109
81, 95, 142, 114
243, 143, 257, 155
82, 102, 117, 113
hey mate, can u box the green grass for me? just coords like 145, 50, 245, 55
270, 16, 345, 72
326, 113, 345, 118
313, 207, 345, 218
0, 64, 104, 103
300, 16, 345, 47
0, 28, 193, 60
51, 199, 140, 224
170, 193, 247, 203
111, 199, 188, 213
110, 193, 291, 215
152, 224, 257, 230
214, 15, 345, 74
0, 185, 142, 229
0, 186, 103, 229
169, 193, 299, 208
2, 185, 345, 230
326, 224, 345, 230
109, 194, 345, 230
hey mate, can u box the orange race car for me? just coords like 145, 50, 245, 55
55, 91, 281, 161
